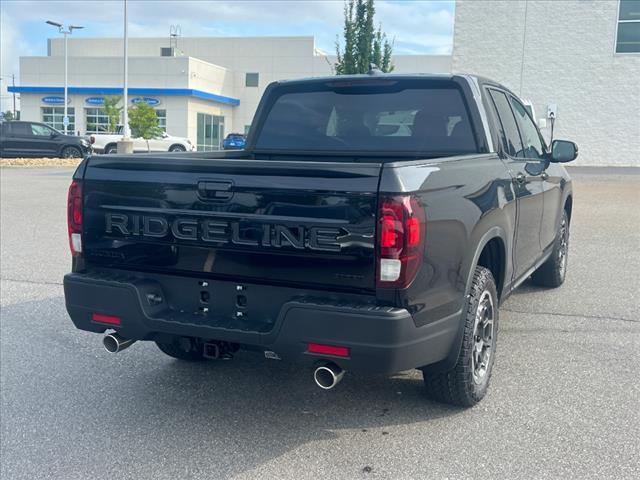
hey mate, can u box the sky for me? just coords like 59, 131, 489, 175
0, 0, 455, 111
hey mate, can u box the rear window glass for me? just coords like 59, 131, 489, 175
254, 80, 478, 154
8, 123, 32, 136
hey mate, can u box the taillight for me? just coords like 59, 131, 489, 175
376, 195, 426, 288
67, 180, 83, 256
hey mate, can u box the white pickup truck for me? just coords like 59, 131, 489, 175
91, 126, 195, 154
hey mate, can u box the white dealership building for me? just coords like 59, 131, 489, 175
11, 36, 449, 151
8, 0, 639, 164
451, 0, 640, 167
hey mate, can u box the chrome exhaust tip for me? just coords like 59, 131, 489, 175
313, 362, 345, 390
103, 333, 136, 353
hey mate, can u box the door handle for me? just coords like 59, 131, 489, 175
514, 172, 526, 185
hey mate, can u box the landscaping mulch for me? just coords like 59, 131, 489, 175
0, 157, 83, 167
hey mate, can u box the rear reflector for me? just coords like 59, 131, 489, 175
307, 343, 350, 358
92, 313, 122, 326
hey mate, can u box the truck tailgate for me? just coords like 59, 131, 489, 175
82, 156, 381, 292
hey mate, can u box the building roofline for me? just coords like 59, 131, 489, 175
21, 55, 230, 72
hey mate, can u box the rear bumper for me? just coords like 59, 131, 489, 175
64, 272, 461, 374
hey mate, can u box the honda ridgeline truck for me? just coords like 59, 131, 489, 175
64, 74, 577, 406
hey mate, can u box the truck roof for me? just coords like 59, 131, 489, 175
275, 72, 460, 85
272, 73, 515, 99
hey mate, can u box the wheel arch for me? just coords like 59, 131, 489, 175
423, 227, 507, 376
169, 143, 187, 151
564, 194, 573, 222
464, 227, 508, 301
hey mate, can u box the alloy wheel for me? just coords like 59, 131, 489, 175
472, 290, 494, 385
558, 215, 568, 278
63, 147, 81, 158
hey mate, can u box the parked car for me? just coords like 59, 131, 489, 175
63, 74, 577, 406
0, 121, 92, 158
91, 126, 195, 154
222, 133, 246, 150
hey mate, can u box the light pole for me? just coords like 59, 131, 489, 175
123, 0, 129, 138
117, 0, 133, 153
46, 21, 83, 135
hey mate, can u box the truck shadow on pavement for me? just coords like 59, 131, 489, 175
1, 295, 464, 480
122, 351, 461, 478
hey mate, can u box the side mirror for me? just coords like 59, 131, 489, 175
550, 140, 578, 163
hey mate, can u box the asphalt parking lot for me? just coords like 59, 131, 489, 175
1, 166, 639, 480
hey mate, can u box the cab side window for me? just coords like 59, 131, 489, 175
31, 124, 54, 137
488, 90, 524, 158
509, 96, 546, 160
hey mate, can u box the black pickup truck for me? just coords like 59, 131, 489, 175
64, 74, 577, 406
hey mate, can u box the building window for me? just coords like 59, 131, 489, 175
616, 0, 640, 53
156, 109, 167, 132
245, 72, 259, 87
196, 112, 225, 151
85, 108, 111, 134
42, 107, 75, 132
86, 107, 165, 134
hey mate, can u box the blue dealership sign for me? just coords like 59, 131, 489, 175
131, 96, 160, 106
42, 96, 66, 105
85, 96, 105, 106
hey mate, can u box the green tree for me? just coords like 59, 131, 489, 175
102, 96, 122, 133
128, 103, 162, 151
1, 110, 18, 121
335, 0, 394, 75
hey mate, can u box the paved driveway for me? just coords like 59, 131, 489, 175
1, 167, 639, 479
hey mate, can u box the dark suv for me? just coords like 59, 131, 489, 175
0, 121, 92, 158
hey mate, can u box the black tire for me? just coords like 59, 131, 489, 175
531, 210, 569, 288
422, 266, 498, 407
61, 146, 82, 158
169, 144, 186, 152
156, 337, 205, 361
104, 144, 118, 154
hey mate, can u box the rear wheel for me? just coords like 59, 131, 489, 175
104, 144, 118, 154
61, 146, 82, 158
156, 337, 205, 361
531, 210, 569, 288
422, 266, 498, 407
